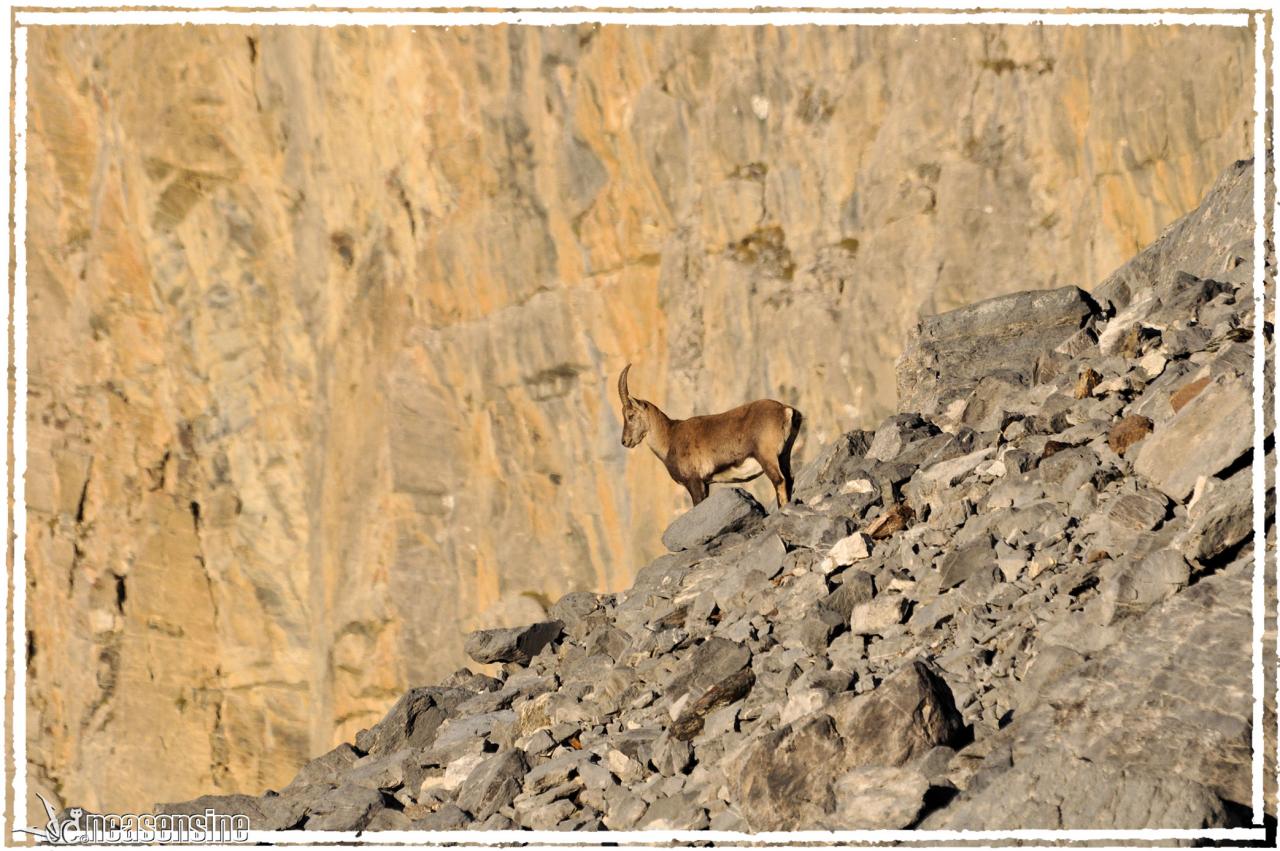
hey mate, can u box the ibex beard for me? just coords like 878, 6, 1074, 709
617, 364, 803, 508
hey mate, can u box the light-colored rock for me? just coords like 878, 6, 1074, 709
1138, 351, 1168, 379
830, 766, 930, 829
441, 752, 488, 793
848, 596, 909, 635
1133, 375, 1253, 500
779, 688, 829, 727
820, 532, 871, 573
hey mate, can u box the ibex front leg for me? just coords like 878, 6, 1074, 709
683, 478, 708, 506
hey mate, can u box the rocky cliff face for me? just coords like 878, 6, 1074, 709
26, 23, 1253, 814
159, 158, 1272, 831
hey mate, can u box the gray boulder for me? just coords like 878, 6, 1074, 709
282, 743, 361, 792
826, 661, 966, 768
938, 542, 998, 591
1181, 466, 1254, 563
302, 784, 385, 831
354, 689, 459, 757
829, 766, 930, 829
464, 620, 563, 665
455, 750, 528, 821
733, 714, 846, 830
867, 413, 941, 463
412, 803, 469, 830
662, 487, 766, 552
664, 637, 751, 702
1132, 374, 1253, 501
897, 286, 1100, 417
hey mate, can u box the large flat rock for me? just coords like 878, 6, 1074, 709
661, 487, 766, 552
1133, 374, 1253, 501
896, 286, 1100, 415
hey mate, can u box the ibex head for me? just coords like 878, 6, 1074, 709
618, 364, 650, 448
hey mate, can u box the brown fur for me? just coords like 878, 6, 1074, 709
618, 364, 803, 507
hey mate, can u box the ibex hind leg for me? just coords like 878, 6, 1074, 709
778, 406, 803, 504
758, 453, 788, 509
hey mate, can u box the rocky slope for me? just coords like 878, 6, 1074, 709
26, 23, 1255, 815
160, 159, 1272, 831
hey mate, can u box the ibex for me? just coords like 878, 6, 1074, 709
618, 364, 803, 508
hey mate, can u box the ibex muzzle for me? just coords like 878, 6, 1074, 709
617, 364, 802, 507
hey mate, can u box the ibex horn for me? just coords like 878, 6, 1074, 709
618, 363, 633, 407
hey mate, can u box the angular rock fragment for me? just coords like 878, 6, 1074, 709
793, 429, 874, 499
649, 732, 692, 775
1098, 549, 1190, 621
925, 753, 1230, 829
365, 809, 412, 830
777, 604, 844, 653
1133, 375, 1252, 500
848, 595, 909, 635
355, 689, 456, 757
464, 621, 564, 665
284, 743, 362, 791
1095, 489, 1170, 553
733, 714, 845, 830
821, 531, 871, 572
347, 748, 412, 791
939, 542, 998, 591
824, 571, 876, 622
636, 793, 708, 829
601, 792, 648, 830
303, 784, 385, 831
662, 487, 766, 552
735, 532, 787, 579
455, 750, 527, 821
664, 637, 751, 702
155, 794, 268, 830
412, 803, 470, 830
867, 413, 941, 462
826, 662, 966, 768
1182, 467, 1253, 563
774, 508, 855, 549
548, 591, 604, 632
